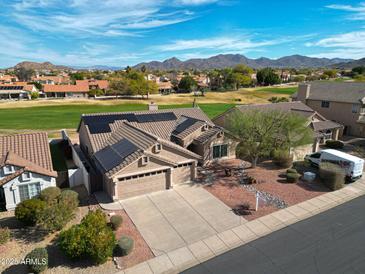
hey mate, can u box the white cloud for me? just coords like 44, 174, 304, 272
326, 2, 365, 20
6, 0, 216, 37
174, 0, 218, 5
307, 31, 365, 59
155, 36, 293, 52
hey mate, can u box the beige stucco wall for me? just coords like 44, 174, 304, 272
78, 121, 94, 156
306, 100, 363, 136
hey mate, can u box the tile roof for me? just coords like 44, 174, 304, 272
76, 80, 109, 90
296, 82, 365, 104
193, 127, 222, 144
236, 101, 316, 118
311, 120, 343, 132
81, 108, 209, 177
0, 132, 57, 182
43, 84, 89, 93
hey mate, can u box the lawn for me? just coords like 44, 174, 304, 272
255, 87, 297, 95
0, 103, 234, 130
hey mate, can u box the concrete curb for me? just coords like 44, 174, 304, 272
118, 180, 365, 274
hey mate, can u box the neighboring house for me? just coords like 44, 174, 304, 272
0, 83, 38, 100
77, 104, 237, 200
157, 81, 173, 93
43, 84, 89, 98
293, 82, 365, 136
213, 101, 343, 155
32, 75, 71, 85
76, 79, 109, 92
0, 74, 18, 84
0, 133, 57, 210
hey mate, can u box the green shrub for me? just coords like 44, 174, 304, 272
59, 190, 79, 210
110, 215, 123, 231
273, 150, 293, 168
38, 203, 74, 232
325, 140, 344, 149
286, 172, 301, 183
319, 162, 345, 190
0, 227, 11, 245
116, 236, 134, 256
25, 247, 48, 273
40, 187, 61, 204
30, 92, 39, 100
286, 168, 297, 174
59, 210, 116, 265
15, 199, 46, 226
58, 225, 86, 259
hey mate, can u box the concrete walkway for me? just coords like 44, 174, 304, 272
119, 178, 365, 274
121, 185, 243, 256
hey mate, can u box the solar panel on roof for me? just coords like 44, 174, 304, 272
111, 138, 138, 159
173, 118, 197, 135
135, 112, 177, 123
83, 113, 137, 134
94, 147, 122, 171
94, 138, 139, 172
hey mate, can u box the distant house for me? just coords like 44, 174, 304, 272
32, 75, 71, 85
0, 74, 18, 84
293, 82, 365, 136
43, 84, 89, 98
213, 101, 343, 155
157, 81, 173, 93
0, 133, 57, 210
0, 83, 38, 100
76, 79, 109, 92
77, 104, 237, 200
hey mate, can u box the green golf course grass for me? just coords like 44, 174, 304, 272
0, 103, 234, 130
256, 87, 297, 95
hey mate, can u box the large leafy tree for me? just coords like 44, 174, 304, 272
256, 67, 281, 86
227, 110, 313, 167
178, 76, 197, 92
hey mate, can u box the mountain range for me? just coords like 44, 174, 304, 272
5, 54, 364, 72
133, 54, 353, 70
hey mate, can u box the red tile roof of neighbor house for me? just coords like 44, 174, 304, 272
43, 84, 89, 93
0, 132, 57, 186
76, 80, 109, 90
32, 75, 70, 83
0, 83, 36, 93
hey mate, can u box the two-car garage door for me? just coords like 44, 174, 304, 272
116, 162, 194, 200
117, 169, 169, 200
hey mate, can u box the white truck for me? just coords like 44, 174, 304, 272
305, 149, 364, 181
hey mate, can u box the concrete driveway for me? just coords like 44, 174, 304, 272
121, 184, 244, 256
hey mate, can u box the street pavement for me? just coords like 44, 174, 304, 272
183, 195, 365, 274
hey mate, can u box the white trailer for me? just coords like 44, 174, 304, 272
305, 149, 364, 181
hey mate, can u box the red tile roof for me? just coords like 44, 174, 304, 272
43, 84, 89, 93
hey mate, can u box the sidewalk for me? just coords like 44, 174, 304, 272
119, 179, 365, 274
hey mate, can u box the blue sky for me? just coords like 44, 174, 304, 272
0, 0, 365, 67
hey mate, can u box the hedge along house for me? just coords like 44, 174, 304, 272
0, 133, 57, 210
77, 104, 238, 200
213, 102, 343, 160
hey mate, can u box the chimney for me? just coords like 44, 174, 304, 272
296, 83, 311, 103
148, 102, 158, 111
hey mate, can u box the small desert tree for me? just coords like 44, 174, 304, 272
227, 110, 288, 167
227, 110, 313, 167
278, 113, 314, 153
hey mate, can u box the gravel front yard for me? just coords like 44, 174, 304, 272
0, 188, 153, 273
202, 159, 330, 221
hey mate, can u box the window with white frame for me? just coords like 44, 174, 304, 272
21, 172, 31, 181
19, 183, 41, 202
141, 156, 149, 165
155, 143, 162, 153
213, 144, 228, 159
3, 165, 14, 175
